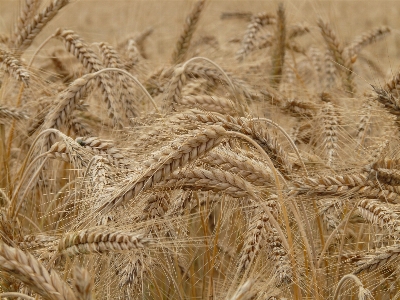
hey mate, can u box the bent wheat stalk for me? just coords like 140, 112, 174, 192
166, 57, 247, 116
0, 292, 35, 300
333, 274, 372, 300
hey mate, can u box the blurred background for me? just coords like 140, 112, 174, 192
1, 0, 399, 66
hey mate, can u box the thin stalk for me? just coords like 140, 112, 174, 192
145, 259, 165, 300
335, 202, 355, 284
207, 197, 223, 299
12, 158, 48, 219
28, 34, 56, 68
333, 274, 371, 300
6, 84, 24, 167
0, 292, 34, 300
195, 191, 210, 299
317, 204, 358, 268
11, 152, 49, 208
12, 128, 62, 192
288, 201, 320, 300
0, 124, 9, 190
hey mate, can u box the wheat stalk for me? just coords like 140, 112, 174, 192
270, 3, 286, 87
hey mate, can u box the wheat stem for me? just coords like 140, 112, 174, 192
0, 292, 35, 300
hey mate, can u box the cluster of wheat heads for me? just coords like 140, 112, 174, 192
1, 0, 400, 299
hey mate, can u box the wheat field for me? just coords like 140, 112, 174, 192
1, 0, 400, 299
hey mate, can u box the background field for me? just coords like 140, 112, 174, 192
2, 0, 400, 299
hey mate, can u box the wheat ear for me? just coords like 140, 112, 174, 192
239, 207, 291, 287
42, 72, 96, 149
178, 95, 237, 115
12, 0, 42, 46
201, 148, 274, 186
0, 243, 76, 300
0, 292, 35, 300
178, 110, 293, 174
0, 49, 30, 86
317, 18, 354, 93
291, 173, 400, 202
354, 244, 400, 274
0, 106, 28, 123
171, 0, 206, 64
55, 29, 125, 126
58, 227, 150, 256
72, 266, 94, 300
75, 136, 128, 168
95, 125, 226, 215
356, 97, 372, 145
158, 166, 261, 199
358, 199, 400, 231
98, 42, 140, 118
14, 0, 69, 52
320, 101, 339, 166
236, 12, 276, 61
345, 26, 391, 62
